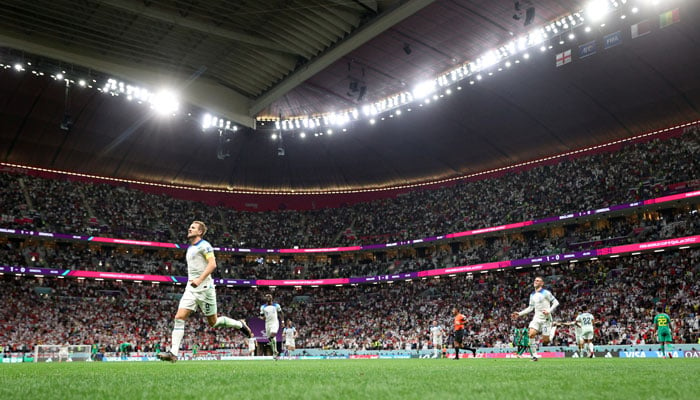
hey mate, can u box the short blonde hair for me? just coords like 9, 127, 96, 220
192, 221, 207, 236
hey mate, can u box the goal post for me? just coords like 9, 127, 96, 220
33, 344, 92, 362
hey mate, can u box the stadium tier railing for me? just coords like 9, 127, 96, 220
1, 234, 697, 286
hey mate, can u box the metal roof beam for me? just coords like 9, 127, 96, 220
249, 0, 435, 117
100, 0, 302, 57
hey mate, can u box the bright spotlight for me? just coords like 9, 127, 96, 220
56, 73, 64, 80
13, 63, 23, 71
151, 89, 179, 115
271, 134, 277, 140
480, 51, 499, 68
412, 80, 436, 99
369, 118, 376, 125
585, 0, 610, 22
202, 113, 212, 129
300, 132, 306, 138
568, 33, 575, 40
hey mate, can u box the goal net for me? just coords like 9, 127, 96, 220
33, 344, 92, 362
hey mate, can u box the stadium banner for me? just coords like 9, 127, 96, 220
1, 355, 25, 363
642, 190, 700, 205
256, 278, 349, 286
446, 221, 531, 239
247, 317, 283, 342
0, 266, 69, 277
67, 270, 174, 282
378, 354, 412, 359
102, 356, 160, 362
349, 354, 379, 359
683, 350, 700, 358
618, 350, 684, 358
565, 351, 618, 358
88, 236, 180, 248
2, 235, 699, 286
578, 40, 597, 58
603, 31, 622, 50
452, 352, 564, 359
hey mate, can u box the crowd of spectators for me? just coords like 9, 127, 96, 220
1, 125, 698, 355
1, 248, 697, 354
0, 127, 698, 248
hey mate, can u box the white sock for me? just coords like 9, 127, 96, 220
214, 316, 242, 329
588, 342, 594, 354
530, 342, 537, 357
270, 336, 278, 355
171, 319, 185, 356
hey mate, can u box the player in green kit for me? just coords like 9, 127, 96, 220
119, 342, 131, 360
513, 324, 530, 357
91, 343, 98, 361
653, 306, 673, 358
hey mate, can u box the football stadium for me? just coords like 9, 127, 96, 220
1, 1, 699, 399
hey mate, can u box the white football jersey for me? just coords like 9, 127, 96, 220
260, 302, 282, 323
520, 288, 559, 319
283, 326, 297, 339
430, 325, 444, 341
186, 239, 215, 290
576, 312, 595, 330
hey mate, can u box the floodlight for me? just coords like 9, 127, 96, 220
585, 0, 610, 22
151, 90, 179, 115
412, 80, 436, 99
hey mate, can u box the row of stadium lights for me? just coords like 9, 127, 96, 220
0, 62, 185, 117
256, 0, 665, 141
0, 0, 669, 141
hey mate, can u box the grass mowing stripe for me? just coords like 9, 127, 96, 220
1, 358, 698, 400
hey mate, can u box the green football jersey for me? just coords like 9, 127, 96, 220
654, 313, 671, 330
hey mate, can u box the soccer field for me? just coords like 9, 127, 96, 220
1, 358, 698, 400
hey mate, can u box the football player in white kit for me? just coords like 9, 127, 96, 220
556, 304, 596, 357
511, 276, 559, 361
158, 221, 253, 363
282, 320, 297, 356
247, 336, 257, 357
261, 293, 284, 358
575, 304, 596, 357
429, 321, 445, 358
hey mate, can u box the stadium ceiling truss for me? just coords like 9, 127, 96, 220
1, 0, 699, 190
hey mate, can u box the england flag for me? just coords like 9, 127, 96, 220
556, 49, 571, 67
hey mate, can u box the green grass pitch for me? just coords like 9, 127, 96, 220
1, 358, 699, 400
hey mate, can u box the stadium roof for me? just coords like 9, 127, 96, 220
1, 0, 699, 191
